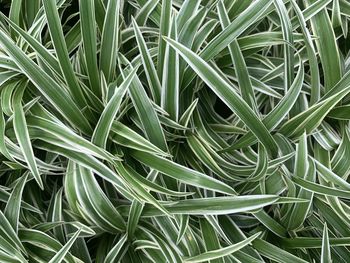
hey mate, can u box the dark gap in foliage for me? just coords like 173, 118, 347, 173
214, 97, 232, 119
0, 1, 10, 16
62, 0, 79, 28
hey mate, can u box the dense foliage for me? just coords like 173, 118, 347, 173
1, 0, 350, 262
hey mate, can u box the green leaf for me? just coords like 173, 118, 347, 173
0, 31, 92, 134
161, 15, 179, 121
131, 150, 236, 195
99, 0, 120, 82
42, 0, 87, 109
79, 0, 101, 97
48, 229, 82, 263
26, 116, 118, 163
164, 37, 278, 157
135, 0, 159, 26
217, 0, 256, 108
291, 176, 350, 199
223, 60, 304, 151
306, 0, 342, 91
4, 173, 28, 233
19, 229, 76, 263
184, 232, 260, 263
0, 13, 62, 75
132, 18, 162, 104
13, 82, 43, 189
104, 234, 129, 263
92, 67, 137, 148
132, 195, 280, 216
157, 0, 172, 82
0, 210, 27, 258
127, 68, 168, 152
110, 121, 168, 156
253, 239, 308, 263
321, 223, 332, 263
273, 0, 294, 93
9, 0, 22, 31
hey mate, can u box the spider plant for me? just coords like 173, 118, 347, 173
0, 0, 350, 262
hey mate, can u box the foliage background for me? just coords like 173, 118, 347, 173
1, 0, 350, 262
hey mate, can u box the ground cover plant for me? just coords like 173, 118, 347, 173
0, 0, 350, 262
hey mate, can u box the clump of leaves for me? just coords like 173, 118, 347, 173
0, 0, 350, 262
